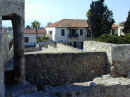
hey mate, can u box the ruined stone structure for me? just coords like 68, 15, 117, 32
51, 75, 130, 97
84, 41, 130, 77
25, 52, 109, 86
0, 0, 25, 97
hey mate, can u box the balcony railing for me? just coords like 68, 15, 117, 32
68, 33, 79, 38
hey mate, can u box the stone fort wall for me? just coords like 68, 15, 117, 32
25, 52, 109, 86
0, 32, 9, 97
84, 41, 130, 77
0, 0, 24, 17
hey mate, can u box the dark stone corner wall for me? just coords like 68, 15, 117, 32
25, 52, 109, 86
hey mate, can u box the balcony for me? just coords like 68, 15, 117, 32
68, 33, 79, 38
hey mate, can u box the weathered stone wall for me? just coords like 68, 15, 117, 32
0, 32, 8, 97
111, 45, 130, 77
25, 43, 82, 54
25, 52, 108, 86
84, 41, 114, 64
0, 0, 24, 17
51, 75, 130, 97
45, 43, 82, 53
84, 41, 130, 77
54, 84, 130, 97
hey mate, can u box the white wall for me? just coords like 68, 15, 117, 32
46, 27, 56, 41
46, 27, 88, 42
55, 27, 68, 42
118, 26, 125, 36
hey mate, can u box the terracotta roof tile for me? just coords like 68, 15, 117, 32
24, 28, 46, 34
47, 19, 119, 29
112, 24, 119, 29
47, 19, 88, 28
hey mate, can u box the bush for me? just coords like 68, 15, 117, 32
96, 34, 130, 44
38, 35, 49, 42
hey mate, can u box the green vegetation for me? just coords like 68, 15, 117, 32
32, 20, 40, 43
123, 11, 130, 34
96, 34, 130, 44
87, 0, 114, 38
31, 20, 40, 30
38, 35, 49, 42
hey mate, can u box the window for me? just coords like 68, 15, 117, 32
73, 41, 77, 48
80, 29, 83, 36
24, 37, 29, 43
61, 29, 65, 36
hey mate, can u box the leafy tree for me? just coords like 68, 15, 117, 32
96, 33, 130, 44
32, 20, 40, 32
38, 35, 49, 42
123, 11, 130, 33
87, 0, 114, 38
26, 25, 31, 29
31, 20, 40, 43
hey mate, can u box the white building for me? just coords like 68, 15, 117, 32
111, 22, 125, 36
2, 27, 47, 45
45, 19, 88, 49
24, 28, 46, 45
118, 22, 125, 36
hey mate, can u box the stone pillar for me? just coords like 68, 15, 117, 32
0, 16, 5, 97
12, 15, 25, 83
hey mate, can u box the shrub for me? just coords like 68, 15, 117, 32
96, 34, 130, 44
38, 35, 49, 42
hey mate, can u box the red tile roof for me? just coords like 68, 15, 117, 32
24, 28, 46, 34
46, 19, 88, 28
46, 19, 119, 29
112, 24, 119, 29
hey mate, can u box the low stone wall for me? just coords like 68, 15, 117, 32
53, 84, 130, 97
84, 41, 130, 77
46, 43, 82, 53
25, 52, 108, 86
84, 41, 114, 64
111, 45, 130, 77
25, 43, 82, 55
51, 75, 130, 97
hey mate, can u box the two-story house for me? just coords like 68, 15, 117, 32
45, 19, 126, 49
45, 19, 88, 49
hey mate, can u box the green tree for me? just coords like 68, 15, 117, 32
26, 25, 31, 29
123, 11, 130, 33
38, 35, 49, 42
87, 0, 114, 38
31, 20, 40, 43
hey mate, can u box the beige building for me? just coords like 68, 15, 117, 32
45, 19, 124, 49
46, 19, 88, 49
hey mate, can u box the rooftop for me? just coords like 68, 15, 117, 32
47, 19, 119, 29
46, 19, 88, 28
24, 28, 46, 34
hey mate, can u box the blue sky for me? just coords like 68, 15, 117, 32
3, 0, 130, 27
